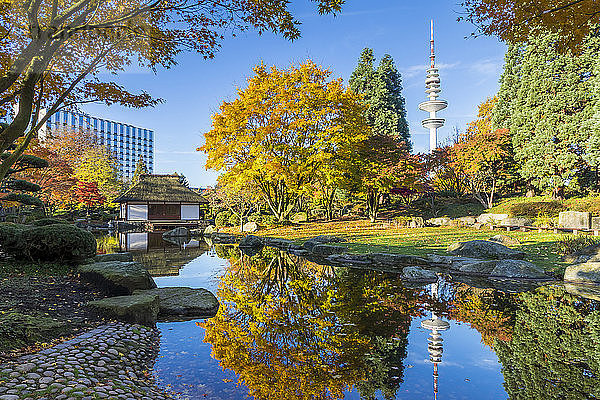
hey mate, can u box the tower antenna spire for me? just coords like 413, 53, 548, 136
419, 20, 447, 153
430, 19, 435, 68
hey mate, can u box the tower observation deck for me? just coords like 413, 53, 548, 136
418, 20, 447, 152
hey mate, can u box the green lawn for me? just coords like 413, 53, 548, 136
249, 219, 569, 274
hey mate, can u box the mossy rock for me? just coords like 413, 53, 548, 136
91, 252, 134, 263
88, 293, 159, 325
134, 287, 219, 320
78, 261, 157, 296
0, 311, 71, 352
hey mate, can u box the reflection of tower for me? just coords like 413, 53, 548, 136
418, 20, 447, 153
421, 282, 450, 400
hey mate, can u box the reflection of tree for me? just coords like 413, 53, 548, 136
494, 285, 600, 399
448, 284, 517, 347
202, 248, 431, 400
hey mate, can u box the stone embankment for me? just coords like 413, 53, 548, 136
0, 322, 171, 399
208, 232, 555, 283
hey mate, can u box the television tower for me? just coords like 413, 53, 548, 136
421, 281, 450, 400
418, 20, 447, 152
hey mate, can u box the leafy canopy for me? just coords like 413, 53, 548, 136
200, 60, 367, 221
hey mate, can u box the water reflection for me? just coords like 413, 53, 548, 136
202, 246, 446, 400
115, 238, 600, 400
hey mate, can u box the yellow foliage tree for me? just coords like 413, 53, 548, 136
200, 61, 368, 222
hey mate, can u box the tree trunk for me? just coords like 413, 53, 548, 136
366, 189, 379, 223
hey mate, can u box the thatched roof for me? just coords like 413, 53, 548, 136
115, 174, 209, 203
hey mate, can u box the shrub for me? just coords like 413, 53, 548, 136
0, 222, 27, 254
215, 211, 232, 227
228, 212, 240, 227
30, 218, 69, 226
554, 235, 600, 256
507, 201, 566, 218
19, 224, 97, 262
248, 213, 263, 223
262, 215, 279, 226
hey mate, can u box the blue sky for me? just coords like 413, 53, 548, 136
85, 0, 506, 187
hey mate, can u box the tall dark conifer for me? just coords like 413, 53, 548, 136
349, 48, 410, 150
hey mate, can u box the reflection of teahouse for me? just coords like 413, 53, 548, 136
115, 174, 209, 230
421, 282, 450, 400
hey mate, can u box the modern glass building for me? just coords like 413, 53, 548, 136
44, 110, 154, 180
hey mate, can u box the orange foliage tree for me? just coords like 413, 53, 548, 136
0, 0, 344, 182
460, 0, 600, 52
451, 97, 516, 208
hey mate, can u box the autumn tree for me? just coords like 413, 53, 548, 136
200, 61, 368, 222
74, 180, 105, 219
452, 97, 516, 208
0, 0, 344, 183
344, 134, 421, 222
210, 175, 258, 232
460, 0, 600, 51
131, 157, 148, 184
17, 138, 77, 212
74, 146, 121, 204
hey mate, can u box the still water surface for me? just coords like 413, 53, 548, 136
111, 232, 600, 400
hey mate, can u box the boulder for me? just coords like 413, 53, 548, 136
562, 243, 600, 263
452, 260, 496, 275
89, 252, 134, 263
239, 234, 263, 248
263, 237, 294, 250
303, 235, 346, 251
325, 253, 429, 269
409, 217, 425, 228
564, 262, 600, 284
203, 225, 218, 236
311, 244, 347, 257
242, 221, 259, 233
427, 217, 452, 227
489, 260, 546, 279
212, 233, 238, 244
88, 293, 159, 325
489, 235, 521, 247
564, 283, 600, 302
401, 266, 437, 283
134, 287, 219, 320
78, 261, 157, 296
451, 216, 477, 227
558, 211, 591, 230
447, 240, 525, 260
291, 212, 308, 223
500, 217, 533, 227
162, 227, 190, 238
477, 213, 509, 224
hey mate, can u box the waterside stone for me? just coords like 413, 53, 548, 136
134, 287, 219, 320
78, 261, 157, 296
447, 240, 525, 260
88, 294, 160, 325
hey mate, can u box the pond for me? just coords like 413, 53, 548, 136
111, 232, 600, 400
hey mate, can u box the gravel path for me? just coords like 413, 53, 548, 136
0, 322, 172, 399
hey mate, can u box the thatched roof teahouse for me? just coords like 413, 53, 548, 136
115, 174, 209, 224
